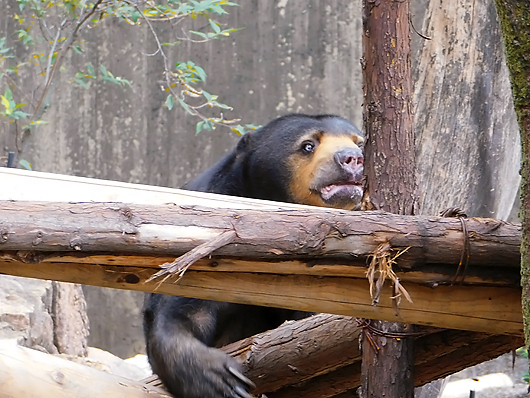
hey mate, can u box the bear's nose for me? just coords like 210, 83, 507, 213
334, 148, 363, 169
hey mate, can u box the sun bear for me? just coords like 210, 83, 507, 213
143, 114, 365, 398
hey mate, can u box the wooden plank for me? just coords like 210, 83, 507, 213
0, 259, 522, 335
0, 167, 319, 210
19, 253, 520, 286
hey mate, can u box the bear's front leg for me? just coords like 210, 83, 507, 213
144, 294, 255, 398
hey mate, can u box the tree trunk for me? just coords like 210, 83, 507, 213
363, 0, 417, 215
361, 0, 416, 396
493, 0, 530, 372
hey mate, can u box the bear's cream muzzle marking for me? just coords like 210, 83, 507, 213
289, 133, 364, 210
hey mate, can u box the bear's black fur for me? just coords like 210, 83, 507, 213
143, 114, 364, 398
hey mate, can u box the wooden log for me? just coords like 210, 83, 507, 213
269, 332, 522, 398
0, 340, 171, 398
0, 201, 523, 335
225, 314, 362, 394
142, 314, 523, 398
0, 201, 520, 268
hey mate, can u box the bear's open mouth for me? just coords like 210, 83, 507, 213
320, 181, 363, 203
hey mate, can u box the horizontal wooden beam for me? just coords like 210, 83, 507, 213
3, 252, 519, 286
0, 258, 522, 335
0, 201, 521, 268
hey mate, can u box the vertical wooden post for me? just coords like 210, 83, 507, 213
361, 0, 416, 396
362, 0, 416, 215
493, 0, 530, 371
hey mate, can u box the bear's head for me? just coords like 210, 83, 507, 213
236, 114, 364, 210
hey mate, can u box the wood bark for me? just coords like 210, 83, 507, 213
363, 0, 417, 216
361, 0, 416, 396
493, 0, 530, 370
267, 331, 521, 398
0, 201, 520, 268
0, 200, 523, 335
141, 314, 523, 398
0, 340, 171, 398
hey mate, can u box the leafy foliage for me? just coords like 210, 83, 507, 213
0, 0, 257, 162
1, 87, 30, 121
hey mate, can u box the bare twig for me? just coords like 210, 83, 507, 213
27, 0, 104, 135
43, 18, 67, 90
134, 4, 173, 86
409, 13, 432, 40
38, 19, 54, 42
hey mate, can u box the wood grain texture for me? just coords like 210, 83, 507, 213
0, 259, 522, 335
0, 341, 171, 398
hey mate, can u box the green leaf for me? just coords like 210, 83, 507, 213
131, 10, 141, 23
73, 45, 83, 54
29, 119, 48, 126
203, 120, 213, 131
12, 110, 30, 119
19, 159, 32, 170
231, 125, 246, 136
203, 91, 212, 101
209, 19, 221, 34
189, 30, 207, 39
165, 94, 175, 110
76, 79, 89, 89
87, 63, 95, 76
194, 65, 206, 82
245, 124, 261, 131
4, 87, 13, 102
196, 120, 205, 134
216, 102, 232, 110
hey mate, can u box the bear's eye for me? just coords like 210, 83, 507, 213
301, 141, 316, 154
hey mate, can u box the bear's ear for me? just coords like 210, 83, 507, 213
235, 130, 254, 153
